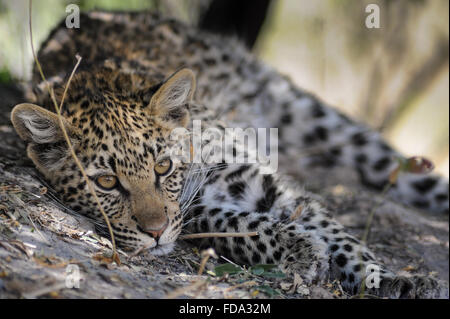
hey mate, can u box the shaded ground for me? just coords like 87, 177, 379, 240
0, 84, 448, 299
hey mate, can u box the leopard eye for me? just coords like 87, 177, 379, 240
154, 159, 172, 176
95, 175, 118, 190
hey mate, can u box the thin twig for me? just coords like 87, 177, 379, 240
197, 248, 218, 276
28, 0, 119, 264
361, 183, 392, 244
180, 232, 258, 240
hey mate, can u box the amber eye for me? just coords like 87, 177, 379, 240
154, 159, 172, 176
95, 175, 118, 190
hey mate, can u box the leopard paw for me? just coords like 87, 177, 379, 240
280, 225, 329, 284
370, 275, 448, 299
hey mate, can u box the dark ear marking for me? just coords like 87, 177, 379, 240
148, 68, 195, 128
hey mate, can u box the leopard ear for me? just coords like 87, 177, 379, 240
149, 68, 195, 128
11, 103, 79, 172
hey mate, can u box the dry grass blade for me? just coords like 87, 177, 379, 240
197, 248, 218, 276
28, 0, 119, 264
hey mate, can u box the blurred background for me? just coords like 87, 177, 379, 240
0, 0, 448, 177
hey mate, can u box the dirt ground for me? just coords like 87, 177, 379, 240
0, 83, 448, 299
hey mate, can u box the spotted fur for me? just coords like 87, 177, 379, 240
11, 11, 449, 298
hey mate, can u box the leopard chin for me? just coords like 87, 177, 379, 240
149, 243, 175, 256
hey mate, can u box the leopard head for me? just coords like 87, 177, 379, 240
11, 67, 196, 254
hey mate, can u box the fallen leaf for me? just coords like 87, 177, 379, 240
214, 263, 243, 277
48, 291, 60, 298
33, 255, 76, 268
280, 282, 292, 291
39, 187, 48, 195
402, 265, 416, 272
93, 253, 115, 264
404, 156, 434, 174
290, 273, 303, 294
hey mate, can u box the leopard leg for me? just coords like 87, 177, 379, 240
185, 208, 329, 284
183, 162, 448, 297
294, 198, 449, 298
185, 202, 448, 298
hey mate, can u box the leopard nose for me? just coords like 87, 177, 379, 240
145, 221, 169, 241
